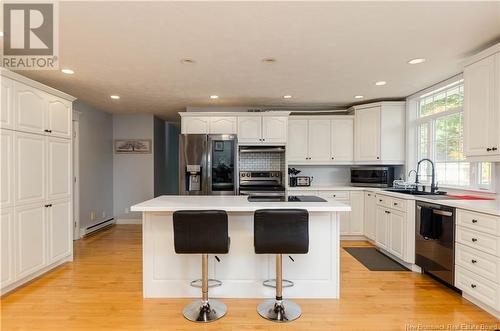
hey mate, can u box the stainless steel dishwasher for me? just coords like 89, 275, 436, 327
415, 201, 456, 287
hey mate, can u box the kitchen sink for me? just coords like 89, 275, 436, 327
383, 189, 461, 200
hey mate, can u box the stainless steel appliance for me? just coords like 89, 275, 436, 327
239, 171, 285, 199
351, 166, 395, 187
179, 134, 238, 195
239, 146, 285, 153
295, 176, 312, 187
415, 201, 456, 286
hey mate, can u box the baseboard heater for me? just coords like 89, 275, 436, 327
82, 218, 115, 237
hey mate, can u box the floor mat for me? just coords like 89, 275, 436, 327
344, 247, 409, 271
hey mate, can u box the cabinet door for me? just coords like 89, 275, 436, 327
262, 116, 287, 144
1, 77, 14, 129
47, 137, 71, 200
355, 106, 381, 162
363, 192, 376, 240
15, 132, 45, 206
181, 117, 209, 134
389, 210, 405, 259
349, 191, 364, 235
339, 199, 351, 235
14, 81, 46, 135
237, 116, 262, 143
331, 117, 354, 162
1, 130, 15, 208
47, 97, 72, 139
15, 203, 46, 279
464, 54, 498, 156
287, 119, 308, 162
308, 119, 331, 162
209, 117, 237, 134
1, 209, 15, 288
47, 199, 71, 263
375, 206, 388, 249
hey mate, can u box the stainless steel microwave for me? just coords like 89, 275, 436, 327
350, 167, 395, 187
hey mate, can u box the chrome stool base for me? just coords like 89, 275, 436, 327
182, 299, 227, 323
190, 279, 222, 288
263, 279, 294, 288
257, 299, 301, 323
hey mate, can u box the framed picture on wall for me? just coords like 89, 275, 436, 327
114, 139, 152, 154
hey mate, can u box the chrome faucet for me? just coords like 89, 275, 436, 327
415, 158, 438, 193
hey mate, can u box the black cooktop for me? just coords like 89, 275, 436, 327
247, 195, 327, 202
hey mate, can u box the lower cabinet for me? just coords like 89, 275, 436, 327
316, 190, 364, 236
47, 199, 72, 263
375, 201, 407, 260
1, 209, 15, 288
375, 206, 389, 250
364, 192, 376, 240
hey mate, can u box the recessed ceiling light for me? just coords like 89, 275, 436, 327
354, 95, 364, 99
210, 95, 219, 99
375, 81, 387, 86
61, 68, 74, 75
283, 95, 292, 99
110, 95, 120, 100
408, 58, 426, 65
262, 58, 277, 64
181, 58, 196, 64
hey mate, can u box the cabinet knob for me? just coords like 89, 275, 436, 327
44, 204, 52, 208
393, 202, 398, 206
493, 147, 498, 151
471, 259, 477, 264
472, 219, 478, 223
376, 156, 380, 159
470, 284, 477, 288
331, 157, 334, 160
487, 148, 492, 152
44, 129, 52, 133
471, 238, 478, 242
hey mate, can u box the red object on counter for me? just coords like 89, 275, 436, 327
446, 195, 496, 200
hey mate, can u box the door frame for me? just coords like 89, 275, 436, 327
72, 111, 80, 240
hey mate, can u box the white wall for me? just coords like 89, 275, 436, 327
113, 114, 154, 220
74, 101, 114, 229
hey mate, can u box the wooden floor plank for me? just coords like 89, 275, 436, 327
1, 225, 498, 330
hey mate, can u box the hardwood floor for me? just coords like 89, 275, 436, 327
1, 225, 498, 330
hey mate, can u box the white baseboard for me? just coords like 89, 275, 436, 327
462, 292, 500, 319
115, 218, 142, 224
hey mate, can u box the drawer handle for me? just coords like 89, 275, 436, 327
493, 147, 498, 151
44, 204, 52, 208
487, 148, 492, 152
471, 219, 478, 223
393, 202, 398, 206
470, 284, 477, 289
471, 238, 478, 242
379, 199, 383, 202
471, 259, 477, 264
44, 129, 52, 133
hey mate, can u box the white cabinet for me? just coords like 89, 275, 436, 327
1, 209, 14, 288
209, 117, 237, 134
331, 117, 354, 162
15, 132, 45, 206
1, 76, 14, 129
348, 191, 364, 235
237, 116, 262, 143
287, 119, 308, 161
353, 102, 405, 164
262, 116, 287, 144
364, 192, 376, 240
388, 210, 405, 259
308, 120, 331, 162
47, 97, 72, 139
47, 137, 71, 201
15, 203, 46, 279
464, 51, 500, 160
375, 195, 407, 259
375, 206, 389, 249
316, 190, 363, 236
287, 115, 354, 164
181, 117, 209, 134
1, 130, 14, 208
14, 81, 46, 135
47, 199, 71, 263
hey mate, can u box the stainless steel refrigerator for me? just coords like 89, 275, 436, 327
179, 134, 238, 195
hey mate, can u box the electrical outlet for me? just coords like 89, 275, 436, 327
90, 212, 96, 221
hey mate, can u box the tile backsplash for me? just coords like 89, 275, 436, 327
239, 152, 284, 171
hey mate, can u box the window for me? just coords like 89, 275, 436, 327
415, 79, 494, 191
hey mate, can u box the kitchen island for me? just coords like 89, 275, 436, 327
131, 195, 350, 299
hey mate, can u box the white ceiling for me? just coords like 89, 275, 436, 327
5, 1, 500, 120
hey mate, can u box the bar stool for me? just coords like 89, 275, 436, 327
173, 210, 230, 323
254, 209, 309, 323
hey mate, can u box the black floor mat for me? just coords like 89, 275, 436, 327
344, 247, 409, 271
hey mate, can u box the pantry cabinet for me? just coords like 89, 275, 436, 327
352, 102, 405, 164
287, 115, 354, 164
0, 69, 74, 295
463, 45, 500, 161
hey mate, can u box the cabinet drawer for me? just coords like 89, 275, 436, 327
457, 209, 500, 236
318, 191, 350, 201
455, 265, 500, 310
456, 243, 500, 284
376, 194, 391, 208
456, 226, 500, 257
389, 197, 406, 212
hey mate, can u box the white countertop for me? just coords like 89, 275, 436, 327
131, 195, 351, 213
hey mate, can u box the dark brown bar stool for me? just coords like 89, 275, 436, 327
254, 209, 309, 323
173, 210, 230, 322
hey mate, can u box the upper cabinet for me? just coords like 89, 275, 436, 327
287, 115, 354, 165
14, 81, 46, 135
209, 117, 237, 134
463, 44, 500, 161
238, 115, 287, 144
47, 97, 72, 139
181, 116, 210, 134
1, 76, 14, 130
237, 116, 262, 143
352, 102, 405, 164
261, 116, 288, 144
